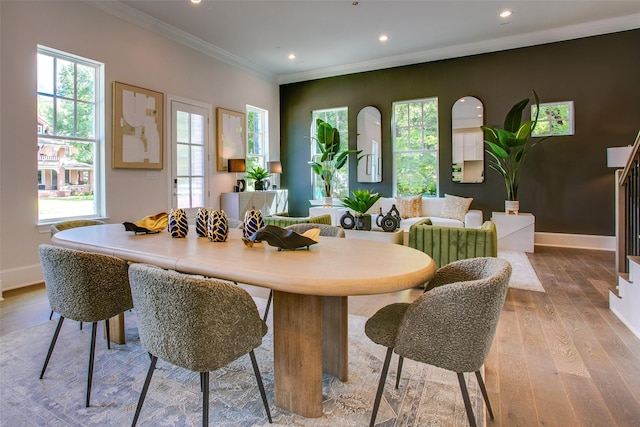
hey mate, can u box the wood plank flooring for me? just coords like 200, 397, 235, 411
2, 246, 639, 426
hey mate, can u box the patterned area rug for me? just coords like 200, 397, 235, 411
498, 250, 545, 292
0, 298, 485, 427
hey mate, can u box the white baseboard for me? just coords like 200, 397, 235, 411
0, 263, 44, 293
535, 232, 615, 251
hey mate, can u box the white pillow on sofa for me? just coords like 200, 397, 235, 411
440, 194, 473, 222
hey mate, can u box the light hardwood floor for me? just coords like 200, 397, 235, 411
2, 246, 639, 426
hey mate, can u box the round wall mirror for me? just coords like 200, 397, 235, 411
452, 96, 484, 183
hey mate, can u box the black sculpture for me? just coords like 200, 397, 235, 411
242, 225, 319, 251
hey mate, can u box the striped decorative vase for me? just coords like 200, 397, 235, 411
243, 209, 264, 239
207, 210, 229, 242
168, 208, 189, 238
196, 208, 209, 237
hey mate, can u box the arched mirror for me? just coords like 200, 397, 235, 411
357, 106, 382, 183
452, 96, 484, 183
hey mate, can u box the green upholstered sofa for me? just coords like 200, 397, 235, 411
408, 220, 497, 268
262, 214, 332, 228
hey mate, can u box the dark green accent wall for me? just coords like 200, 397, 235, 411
280, 29, 640, 236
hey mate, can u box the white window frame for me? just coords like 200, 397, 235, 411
391, 97, 439, 197
246, 105, 269, 190
36, 45, 105, 223
310, 107, 349, 200
532, 101, 574, 137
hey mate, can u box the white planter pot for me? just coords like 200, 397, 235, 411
322, 196, 333, 207
505, 200, 520, 215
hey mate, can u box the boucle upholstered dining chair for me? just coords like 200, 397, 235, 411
38, 244, 133, 407
49, 219, 106, 323
365, 257, 512, 427
128, 263, 272, 427
258, 223, 346, 321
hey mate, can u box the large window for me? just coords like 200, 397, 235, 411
311, 107, 349, 199
37, 46, 104, 222
392, 98, 439, 197
246, 105, 268, 187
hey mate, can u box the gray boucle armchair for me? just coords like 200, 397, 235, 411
38, 244, 133, 407
128, 263, 272, 426
365, 257, 512, 427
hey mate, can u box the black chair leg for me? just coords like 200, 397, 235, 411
49, 310, 54, 320
105, 319, 111, 350
263, 290, 273, 322
86, 322, 98, 407
201, 371, 209, 427
457, 372, 477, 427
80, 321, 83, 330
132, 354, 157, 427
249, 350, 272, 423
395, 355, 404, 389
475, 370, 494, 419
370, 347, 393, 427
40, 316, 65, 379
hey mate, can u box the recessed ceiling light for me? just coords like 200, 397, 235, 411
288, 53, 296, 60
191, 0, 201, 4
379, 35, 388, 42
499, 10, 512, 18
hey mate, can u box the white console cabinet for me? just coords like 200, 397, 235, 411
221, 190, 288, 220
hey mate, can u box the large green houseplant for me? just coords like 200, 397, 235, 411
481, 90, 551, 213
309, 119, 361, 204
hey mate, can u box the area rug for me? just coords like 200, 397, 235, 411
0, 298, 485, 427
498, 250, 544, 292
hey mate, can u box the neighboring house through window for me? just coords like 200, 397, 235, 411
37, 46, 104, 222
392, 98, 439, 197
310, 107, 349, 200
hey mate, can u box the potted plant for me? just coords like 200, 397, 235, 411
481, 90, 551, 214
340, 189, 381, 231
309, 119, 361, 206
245, 166, 271, 191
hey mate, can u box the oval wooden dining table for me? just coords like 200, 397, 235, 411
52, 223, 436, 418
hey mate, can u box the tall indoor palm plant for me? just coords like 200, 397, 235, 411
481, 90, 551, 212
309, 119, 360, 202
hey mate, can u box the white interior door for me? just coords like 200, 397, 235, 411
169, 98, 211, 216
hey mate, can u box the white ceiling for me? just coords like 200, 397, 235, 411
97, 1, 640, 83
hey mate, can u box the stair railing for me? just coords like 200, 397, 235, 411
617, 130, 640, 273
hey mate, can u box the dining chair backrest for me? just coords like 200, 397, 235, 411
128, 263, 267, 372
395, 257, 512, 373
39, 244, 133, 322
285, 223, 345, 238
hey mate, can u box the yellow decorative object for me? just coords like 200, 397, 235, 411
301, 228, 320, 243
134, 212, 168, 232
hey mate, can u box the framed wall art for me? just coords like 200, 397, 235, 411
216, 107, 245, 171
112, 81, 164, 169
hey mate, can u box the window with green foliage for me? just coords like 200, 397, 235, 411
532, 101, 574, 136
311, 107, 349, 199
37, 46, 103, 222
392, 98, 439, 197
246, 105, 268, 179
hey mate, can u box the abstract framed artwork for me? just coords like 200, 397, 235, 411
216, 107, 245, 171
112, 81, 164, 169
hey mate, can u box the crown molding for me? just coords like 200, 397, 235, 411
278, 13, 640, 84
84, 1, 638, 86
85, 0, 276, 82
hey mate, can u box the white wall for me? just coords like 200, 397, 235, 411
0, 1, 280, 292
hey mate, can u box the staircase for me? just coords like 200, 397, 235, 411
610, 256, 640, 338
